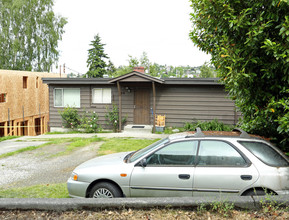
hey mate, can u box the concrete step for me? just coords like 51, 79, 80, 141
123, 125, 153, 134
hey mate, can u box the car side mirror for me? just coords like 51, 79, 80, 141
139, 158, 147, 168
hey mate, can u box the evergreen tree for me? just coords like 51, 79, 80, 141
107, 60, 116, 77
86, 34, 109, 78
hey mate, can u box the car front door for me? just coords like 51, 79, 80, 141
129, 140, 198, 197
193, 140, 259, 196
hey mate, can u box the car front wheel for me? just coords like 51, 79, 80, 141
89, 182, 122, 198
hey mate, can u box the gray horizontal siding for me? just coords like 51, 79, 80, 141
154, 85, 238, 127
48, 83, 239, 130
48, 85, 134, 130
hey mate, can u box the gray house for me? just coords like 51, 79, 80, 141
42, 70, 238, 132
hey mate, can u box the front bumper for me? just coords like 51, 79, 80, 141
67, 178, 90, 198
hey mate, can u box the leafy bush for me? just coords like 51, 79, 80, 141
105, 104, 127, 132
80, 111, 102, 133
184, 119, 233, 131
59, 107, 80, 129
242, 97, 289, 151
59, 107, 102, 133
190, 1, 289, 151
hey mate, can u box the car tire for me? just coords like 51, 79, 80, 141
89, 182, 122, 198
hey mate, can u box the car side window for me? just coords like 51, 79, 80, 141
197, 141, 247, 166
146, 141, 198, 166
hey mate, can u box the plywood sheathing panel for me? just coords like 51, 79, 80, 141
0, 69, 63, 136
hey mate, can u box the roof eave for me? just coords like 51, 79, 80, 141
42, 78, 111, 85
163, 78, 222, 85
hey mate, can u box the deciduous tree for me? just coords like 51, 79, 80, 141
0, 0, 67, 71
199, 62, 216, 78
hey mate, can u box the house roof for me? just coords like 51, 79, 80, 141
42, 74, 222, 86
163, 78, 221, 85
108, 71, 165, 84
42, 77, 111, 85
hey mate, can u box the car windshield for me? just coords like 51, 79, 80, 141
128, 138, 169, 163
239, 141, 289, 167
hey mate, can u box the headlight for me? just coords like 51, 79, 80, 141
71, 172, 78, 181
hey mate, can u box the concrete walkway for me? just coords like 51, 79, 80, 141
0, 139, 48, 155
0, 131, 168, 155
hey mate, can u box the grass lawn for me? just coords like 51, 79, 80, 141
0, 136, 104, 159
97, 138, 159, 156
0, 136, 19, 142
0, 183, 68, 198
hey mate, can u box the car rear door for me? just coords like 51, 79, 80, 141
129, 140, 198, 197
193, 140, 259, 196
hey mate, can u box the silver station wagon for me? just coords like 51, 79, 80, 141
67, 128, 289, 198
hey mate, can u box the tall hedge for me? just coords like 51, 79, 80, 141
190, 0, 289, 150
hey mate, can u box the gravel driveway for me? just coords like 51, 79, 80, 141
0, 141, 102, 189
0, 132, 167, 190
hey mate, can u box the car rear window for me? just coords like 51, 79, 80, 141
239, 141, 289, 167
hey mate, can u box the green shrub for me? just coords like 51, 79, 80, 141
184, 119, 233, 131
105, 104, 127, 132
80, 111, 102, 133
59, 107, 80, 129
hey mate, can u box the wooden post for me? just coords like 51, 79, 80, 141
8, 108, 10, 136
117, 81, 122, 132
152, 82, 156, 133
39, 104, 43, 135
22, 106, 25, 136
17, 121, 20, 136
4, 121, 7, 136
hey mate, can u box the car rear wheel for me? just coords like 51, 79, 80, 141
242, 188, 275, 196
89, 182, 122, 198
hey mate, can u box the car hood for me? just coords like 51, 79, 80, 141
73, 151, 131, 171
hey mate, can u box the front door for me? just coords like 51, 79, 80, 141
134, 89, 150, 124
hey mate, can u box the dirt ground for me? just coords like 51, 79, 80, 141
1, 208, 289, 220
0, 141, 102, 189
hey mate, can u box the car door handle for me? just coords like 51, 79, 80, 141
179, 174, 190, 180
241, 175, 252, 180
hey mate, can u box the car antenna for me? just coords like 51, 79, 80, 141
233, 128, 250, 138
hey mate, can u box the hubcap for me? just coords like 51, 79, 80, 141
93, 188, 113, 198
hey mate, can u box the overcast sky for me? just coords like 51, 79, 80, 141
53, 0, 211, 75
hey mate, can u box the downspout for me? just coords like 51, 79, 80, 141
152, 82, 156, 133
117, 81, 122, 132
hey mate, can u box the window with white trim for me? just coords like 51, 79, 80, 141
54, 88, 80, 107
92, 88, 111, 104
